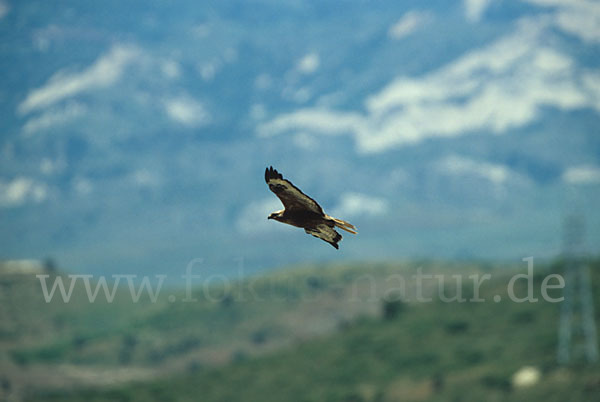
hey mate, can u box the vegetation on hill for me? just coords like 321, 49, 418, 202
1, 259, 599, 401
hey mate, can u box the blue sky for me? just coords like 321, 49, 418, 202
1, 0, 599, 277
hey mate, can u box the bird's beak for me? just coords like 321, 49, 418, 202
267, 215, 272, 220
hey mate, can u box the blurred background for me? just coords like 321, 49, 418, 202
1, 0, 599, 401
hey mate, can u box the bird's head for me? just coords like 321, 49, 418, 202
268, 211, 283, 220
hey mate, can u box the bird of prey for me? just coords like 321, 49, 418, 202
265, 166, 357, 249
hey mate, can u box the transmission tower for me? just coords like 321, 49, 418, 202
557, 214, 598, 364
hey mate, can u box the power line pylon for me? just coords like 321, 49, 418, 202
558, 214, 598, 364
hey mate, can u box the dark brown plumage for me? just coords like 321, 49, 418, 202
265, 166, 357, 249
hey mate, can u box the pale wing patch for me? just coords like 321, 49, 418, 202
267, 178, 321, 213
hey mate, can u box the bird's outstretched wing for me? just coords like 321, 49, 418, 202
305, 224, 342, 249
265, 166, 324, 215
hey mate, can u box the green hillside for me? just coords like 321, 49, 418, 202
3, 259, 600, 402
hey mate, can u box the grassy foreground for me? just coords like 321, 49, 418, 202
2, 259, 599, 402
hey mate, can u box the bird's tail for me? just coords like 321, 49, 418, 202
329, 216, 358, 234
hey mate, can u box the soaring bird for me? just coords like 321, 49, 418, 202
265, 166, 357, 249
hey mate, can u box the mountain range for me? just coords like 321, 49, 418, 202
1, 0, 599, 278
